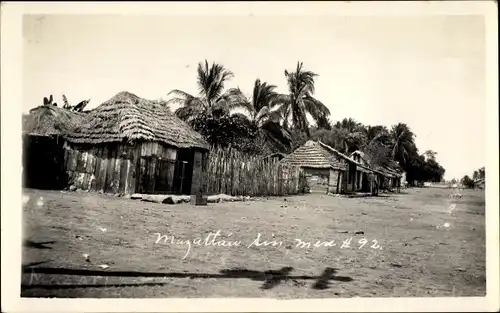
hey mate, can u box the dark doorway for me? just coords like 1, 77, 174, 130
361, 172, 370, 191
22, 134, 68, 190
172, 149, 194, 195
154, 158, 176, 194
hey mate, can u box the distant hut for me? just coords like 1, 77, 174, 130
319, 143, 376, 194
474, 178, 485, 190
350, 150, 403, 192
280, 140, 374, 194
22, 105, 86, 189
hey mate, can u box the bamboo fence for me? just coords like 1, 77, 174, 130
201, 146, 307, 196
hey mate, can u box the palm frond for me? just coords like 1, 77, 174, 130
219, 88, 252, 113
62, 94, 71, 109
167, 89, 196, 100
303, 96, 330, 121
261, 120, 292, 151
175, 105, 205, 121
197, 60, 234, 106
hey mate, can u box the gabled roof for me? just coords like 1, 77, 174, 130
280, 140, 348, 170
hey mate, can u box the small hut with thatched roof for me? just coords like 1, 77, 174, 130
22, 105, 86, 189
280, 140, 375, 194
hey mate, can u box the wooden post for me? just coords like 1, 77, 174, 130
190, 150, 207, 205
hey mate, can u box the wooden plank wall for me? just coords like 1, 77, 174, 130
64, 141, 180, 195
64, 141, 135, 194
134, 142, 178, 194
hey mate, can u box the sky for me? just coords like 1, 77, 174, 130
22, 14, 486, 181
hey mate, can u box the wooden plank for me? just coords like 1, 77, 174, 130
77, 151, 87, 173
119, 151, 129, 194
124, 160, 131, 194
151, 142, 159, 157
72, 149, 81, 172
105, 146, 117, 193
112, 145, 122, 194
148, 156, 157, 193
97, 146, 108, 192
90, 147, 100, 191
128, 143, 139, 194
138, 156, 147, 194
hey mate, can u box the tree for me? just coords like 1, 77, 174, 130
389, 123, 417, 166
424, 150, 438, 161
479, 167, 485, 179
334, 118, 363, 133
61, 94, 90, 112
225, 79, 292, 151
472, 170, 479, 181
277, 61, 330, 137
44, 94, 90, 112
189, 111, 258, 152
166, 60, 242, 122
364, 125, 391, 146
329, 118, 368, 153
316, 115, 332, 130
363, 141, 392, 167
43, 95, 57, 107
461, 175, 475, 189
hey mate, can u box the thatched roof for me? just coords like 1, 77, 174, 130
22, 105, 86, 137
64, 91, 209, 150
280, 140, 349, 170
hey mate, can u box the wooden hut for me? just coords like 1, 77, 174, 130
318, 142, 376, 194
22, 105, 86, 189
280, 140, 373, 194
60, 91, 209, 196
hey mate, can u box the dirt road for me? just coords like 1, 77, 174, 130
21, 187, 485, 298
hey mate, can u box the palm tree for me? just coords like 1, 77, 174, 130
61, 94, 91, 112
166, 60, 244, 122
423, 150, 438, 161
334, 118, 362, 133
226, 79, 293, 152
389, 123, 416, 165
364, 125, 391, 146
277, 61, 330, 137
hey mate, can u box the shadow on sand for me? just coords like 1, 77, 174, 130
21, 265, 353, 292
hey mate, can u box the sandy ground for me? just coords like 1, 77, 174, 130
20, 187, 485, 298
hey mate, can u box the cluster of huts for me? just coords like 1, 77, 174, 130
22, 91, 404, 198
23, 91, 209, 198
279, 140, 404, 195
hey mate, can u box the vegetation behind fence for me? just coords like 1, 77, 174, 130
202, 146, 307, 197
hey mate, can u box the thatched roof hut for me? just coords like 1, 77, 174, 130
64, 91, 208, 150
22, 105, 86, 137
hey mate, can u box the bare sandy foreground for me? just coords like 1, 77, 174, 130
20, 187, 485, 298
